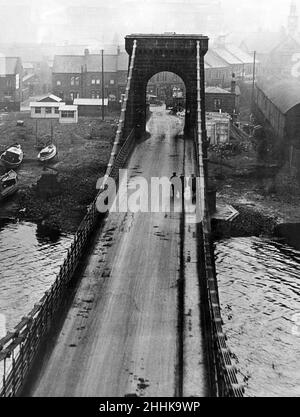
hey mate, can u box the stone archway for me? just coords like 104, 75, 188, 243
124, 34, 208, 137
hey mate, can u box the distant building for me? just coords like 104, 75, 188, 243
147, 72, 185, 105
205, 85, 238, 116
0, 44, 52, 95
52, 48, 128, 105
212, 38, 256, 82
0, 56, 23, 111
240, 3, 300, 81
205, 49, 232, 87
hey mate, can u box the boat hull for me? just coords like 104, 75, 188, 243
38, 145, 57, 162
0, 184, 19, 200
0, 145, 23, 169
0, 157, 22, 169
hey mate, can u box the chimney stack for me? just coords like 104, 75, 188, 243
231, 73, 236, 94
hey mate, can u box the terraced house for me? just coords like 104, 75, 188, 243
52, 48, 128, 106
0, 56, 23, 110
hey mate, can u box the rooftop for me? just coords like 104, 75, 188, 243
74, 98, 108, 106
205, 49, 229, 68
205, 86, 231, 94
53, 52, 123, 73
256, 79, 300, 113
0, 57, 20, 75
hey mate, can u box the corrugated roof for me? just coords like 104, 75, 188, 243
60, 105, 78, 111
256, 80, 300, 114
74, 98, 108, 106
213, 47, 243, 65
53, 54, 118, 73
225, 44, 255, 64
204, 49, 228, 69
205, 86, 230, 94
0, 57, 19, 75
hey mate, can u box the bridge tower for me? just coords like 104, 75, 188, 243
124, 34, 209, 137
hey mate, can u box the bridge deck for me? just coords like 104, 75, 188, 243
21, 106, 208, 397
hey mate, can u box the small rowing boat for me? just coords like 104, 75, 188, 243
0, 144, 23, 168
37, 144, 57, 162
0, 170, 18, 201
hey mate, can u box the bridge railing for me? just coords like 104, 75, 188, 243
195, 41, 244, 397
0, 39, 139, 397
0, 127, 135, 397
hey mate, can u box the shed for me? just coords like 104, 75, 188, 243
206, 112, 231, 145
59, 104, 78, 124
30, 101, 65, 118
73, 98, 108, 117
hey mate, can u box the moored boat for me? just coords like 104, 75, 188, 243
0, 170, 18, 201
0, 144, 23, 168
37, 144, 57, 162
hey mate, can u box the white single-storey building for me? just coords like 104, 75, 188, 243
59, 105, 78, 124
30, 101, 65, 118
30, 94, 64, 119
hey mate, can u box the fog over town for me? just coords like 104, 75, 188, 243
0, 0, 295, 45
1, 0, 300, 401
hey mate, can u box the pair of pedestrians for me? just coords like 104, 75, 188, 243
170, 172, 197, 204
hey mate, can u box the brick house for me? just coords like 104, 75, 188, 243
0, 56, 23, 110
52, 49, 129, 105
205, 85, 238, 116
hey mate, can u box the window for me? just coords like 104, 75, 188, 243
96, 79, 100, 84
96, 91, 100, 99
35, 107, 41, 114
70, 92, 75, 100
55, 107, 59, 114
214, 99, 222, 110
61, 111, 75, 118
71, 76, 75, 86
110, 79, 114, 85
45, 107, 52, 114
91, 79, 96, 84
56, 80, 61, 86
75, 76, 80, 86
91, 90, 95, 99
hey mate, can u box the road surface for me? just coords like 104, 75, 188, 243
22, 106, 207, 397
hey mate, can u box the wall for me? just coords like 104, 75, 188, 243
205, 92, 236, 115
30, 105, 60, 119
52, 71, 119, 101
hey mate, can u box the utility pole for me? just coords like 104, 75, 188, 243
251, 50, 256, 115
101, 49, 105, 121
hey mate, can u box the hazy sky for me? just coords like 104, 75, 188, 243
0, 0, 296, 44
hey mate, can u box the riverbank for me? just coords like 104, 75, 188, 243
0, 111, 118, 233
209, 140, 300, 239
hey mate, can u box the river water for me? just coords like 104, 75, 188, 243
0, 219, 73, 336
1, 218, 300, 396
215, 237, 300, 397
